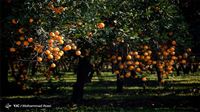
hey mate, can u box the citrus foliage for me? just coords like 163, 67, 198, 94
3, 0, 193, 92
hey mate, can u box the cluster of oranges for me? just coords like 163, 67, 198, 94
111, 44, 153, 79
9, 31, 34, 53
9, 17, 81, 69
155, 41, 177, 77
111, 40, 192, 81
9, 17, 35, 53
35, 31, 81, 68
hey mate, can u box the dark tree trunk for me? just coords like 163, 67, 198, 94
174, 64, 181, 76
31, 61, 37, 76
116, 75, 123, 93
71, 56, 93, 104
156, 66, 162, 86
192, 63, 198, 73
0, 53, 9, 96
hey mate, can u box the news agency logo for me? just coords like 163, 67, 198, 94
5, 103, 12, 109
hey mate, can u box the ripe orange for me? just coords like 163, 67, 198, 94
23, 41, 29, 46
63, 45, 71, 51
170, 51, 175, 55
53, 47, 60, 52
186, 48, 191, 52
129, 51, 134, 55
127, 61, 133, 65
29, 18, 34, 23
117, 56, 122, 61
147, 50, 152, 55
126, 55, 132, 60
134, 51, 138, 55
135, 55, 140, 59
133, 51, 138, 55
170, 47, 175, 52
145, 56, 151, 60
135, 61, 140, 65
55, 31, 60, 35
119, 64, 124, 69
169, 60, 174, 65
20, 36, 25, 41
147, 60, 152, 65
158, 65, 163, 69
141, 77, 147, 81
125, 72, 131, 78
136, 67, 141, 73
28, 38, 33, 43
153, 61, 157, 65
48, 54, 54, 60
37, 57, 43, 62
58, 51, 64, 56
59, 40, 64, 44
172, 40, 176, 46
167, 66, 173, 71
181, 60, 186, 64
50, 63, 56, 68
75, 50, 81, 56
114, 70, 120, 75
169, 70, 173, 74
16, 41, 21, 46
49, 32, 55, 37
55, 35, 62, 40
55, 55, 61, 60
49, 43, 54, 47
171, 56, 177, 60
71, 44, 77, 50
48, 47, 54, 51
128, 66, 134, 70
163, 51, 169, 57
48, 39, 54, 44
11, 19, 18, 24
144, 45, 149, 50
97, 22, 105, 29
111, 55, 116, 60
45, 50, 51, 55
10, 48, 16, 52
140, 55, 145, 60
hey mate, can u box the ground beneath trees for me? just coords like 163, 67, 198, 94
1, 72, 200, 112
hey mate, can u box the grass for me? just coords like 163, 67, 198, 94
9, 107, 197, 112
2, 72, 200, 112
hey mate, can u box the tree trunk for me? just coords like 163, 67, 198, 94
71, 56, 93, 104
116, 75, 123, 93
156, 66, 162, 86
0, 53, 9, 96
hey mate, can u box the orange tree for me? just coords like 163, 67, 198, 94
1, 0, 193, 96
